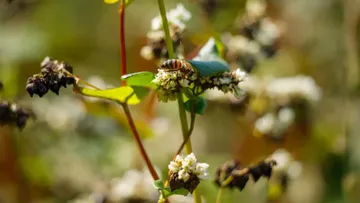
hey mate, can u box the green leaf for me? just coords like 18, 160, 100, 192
187, 60, 229, 77
121, 71, 157, 89
74, 85, 149, 105
162, 188, 189, 198
153, 179, 165, 190
184, 96, 207, 115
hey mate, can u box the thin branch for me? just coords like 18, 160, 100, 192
121, 103, 160, 180
120, 0, 127, 86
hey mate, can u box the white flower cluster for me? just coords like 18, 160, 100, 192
140, 4, 191, 61
168, 153, 210, 182
152, 67, 197, 102
152, 66, 247, 102
151, 4, 192, 31
109, 168, 158, 202
221, 0, 281, 73
211, 69, 247, 98
254, 107, 295, 138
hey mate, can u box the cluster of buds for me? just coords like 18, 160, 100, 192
152, 60, 247, 102
26, 57, 75, 97
140, 4, 191, 63
214, 159, 277, 191
168, 153, 209, 193
223, 0, 281, 73
0, 101, 34, 130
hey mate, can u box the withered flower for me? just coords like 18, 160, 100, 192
26, 57, 75, 97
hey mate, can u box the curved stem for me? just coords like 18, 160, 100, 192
120, 0, 127, 86
121, 103, 159, 180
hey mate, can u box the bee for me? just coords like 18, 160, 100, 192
160, 59, 192, 72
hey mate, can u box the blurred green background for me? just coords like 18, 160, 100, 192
0, 0, 360, 203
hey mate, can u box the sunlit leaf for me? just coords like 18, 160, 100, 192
74, 85, 149, 105
184, 96, 207, 115
121, 71, 156, 89
104, 0, 119, 4
187, 60, 229, 77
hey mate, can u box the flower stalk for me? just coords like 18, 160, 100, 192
119, 0, 127, 86
157, 0, 202, 202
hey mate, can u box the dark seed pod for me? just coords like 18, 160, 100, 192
169, 172, 185, 192
0, 81, 3, 90
231, 171, 250, 191
249, 159, 277, 181
0, 101, 34, 130
184, 174, 200, 193
26, 57, 76, 97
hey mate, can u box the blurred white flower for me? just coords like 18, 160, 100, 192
109, 168, 159, 202
266, 75, 321, 104
152, 4, 191, 31
255, 112, 276, 134
246, 0, 266, 18
271, 149, 303, 179
256, 18, 281, 46
31, 96, 86, 131
140, 46, 154, 60
278, 107, 295, 127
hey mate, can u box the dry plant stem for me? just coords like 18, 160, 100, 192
121, 103, 159, 180
157, 1, 201, 202
119, 0, 127, 86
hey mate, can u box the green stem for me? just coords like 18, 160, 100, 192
157, 0, 175, 59
215, 187, 224, 203
176, 94, 192, 153
156, 1, 201, 202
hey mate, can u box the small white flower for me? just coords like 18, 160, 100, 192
178, 169, 190, 181
195, 163, 210, 180
183, 153, 197, 168
175, 154, 184, 163
219, 77, 232, 84
255, 113, 276, 134
169, 161, 181, 172
234, 68, 247, 80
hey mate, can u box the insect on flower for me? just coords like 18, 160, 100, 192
160, 59, 192, 72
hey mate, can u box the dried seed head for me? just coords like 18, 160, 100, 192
0, 101, 34, 130
215, 159, 277, 191
215, 160, 250, 191
249, 159, 277, 182
26, 57, 75, 97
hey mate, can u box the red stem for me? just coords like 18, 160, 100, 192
120, 0, 127, 86
122, 103, 159, 180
